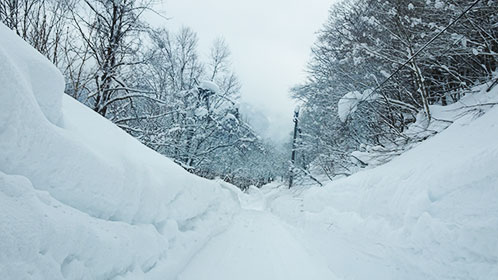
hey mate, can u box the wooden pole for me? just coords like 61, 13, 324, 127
289, 107, 299, 188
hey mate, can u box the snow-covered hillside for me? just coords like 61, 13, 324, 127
268, 87, 498, 279
0, 23, 240, 279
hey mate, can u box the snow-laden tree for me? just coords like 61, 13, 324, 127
292, 0, 498, 178
2, 2, 285, 188
69, 0, 156, 117
0, 0, 76, 64
114, 27, 284, 187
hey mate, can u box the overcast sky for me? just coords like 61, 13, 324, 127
152, 0, 333, 143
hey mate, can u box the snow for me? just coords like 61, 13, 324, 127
178, 210, 338, 280
179, 94, 498, 280
194, 106, 209, 117
177, 92, 498, 279
0, 23, 240, 279
337, 89, 379, 122
2, 18, 498, 280
0, 23, 64, 127
434, 0, 445, 9
346, 86, 498, 169
267, 86, 498, 279
380, 69, 390, 78
199, 80, 220, 93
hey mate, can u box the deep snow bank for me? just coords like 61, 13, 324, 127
268, 87, 498, 280
0, 23, 240, 279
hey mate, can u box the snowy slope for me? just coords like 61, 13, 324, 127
0, 23, 240, 279
268, 87, 498, 279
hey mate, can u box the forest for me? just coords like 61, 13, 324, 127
0, 0, 289, 189
292, 0, 497, 178
2, 0, 495, 188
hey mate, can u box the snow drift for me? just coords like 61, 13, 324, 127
269, 86, 498, 280
0, 23, 240, 279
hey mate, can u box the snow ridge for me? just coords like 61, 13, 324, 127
269, 86, 498, 280
0, 23, 240, 280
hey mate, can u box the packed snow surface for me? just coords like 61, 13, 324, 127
178, 210, 338, 280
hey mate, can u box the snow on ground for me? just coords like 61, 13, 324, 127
177, 209, 338, 280
265, 85, 498, 280
0, 23, 240, 279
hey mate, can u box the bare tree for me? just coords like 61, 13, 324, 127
71, 0, 153, 117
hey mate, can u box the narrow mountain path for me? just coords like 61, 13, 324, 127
177, 209, 338, 280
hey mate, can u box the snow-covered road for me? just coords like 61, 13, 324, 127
177, 209, 338, 280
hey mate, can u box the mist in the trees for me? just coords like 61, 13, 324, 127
0, 0, 289, 188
